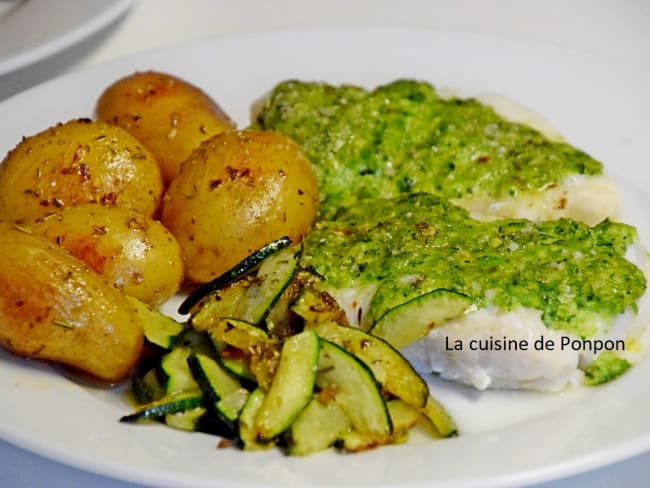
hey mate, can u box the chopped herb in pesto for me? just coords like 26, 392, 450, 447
301, 193, 646, 338
255, 80, 602, 218
583, 352, 632, 385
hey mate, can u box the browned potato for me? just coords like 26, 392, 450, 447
161, 130, 319, 283
0, 119, 163, 222
0, 223, 144, 382
96, 70, 235, 185
31, 204, 183, 305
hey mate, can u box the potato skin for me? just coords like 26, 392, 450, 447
0, 223, 144, 382
31, 204, 183, 306
96, 70, 235, 185
161, 130, 319, 283
0, 118, 163, 222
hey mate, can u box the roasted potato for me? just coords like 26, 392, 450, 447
31, 204, 183, 305
0, 223, 144, 382
0, 118, 163, 222
161, 130, 319, 283
96, 70, 235, 185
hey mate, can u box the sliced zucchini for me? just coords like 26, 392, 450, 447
387, 399, 422, 434
206, 318, 280, 388
164, 407, 207, 431
187, 352, 241, 403
127, 295, 186, 349
337, 399, 420, 452
160, 347, 199, 394
188, 281, 251, 332
209, 336, 257, 387
370, 289, 472, 349
216, 387, 250, 425
132, 367, 165, 404
188, 244, 301, 330
422, 395, 458, 438
205, 318, 277, 352
309, 321, 428, 408
239, 243, 301, 325
285, 396, 351, 456
316, 340, 392, 437
265, 282, 300, 339
238, 388, 274, 451
178, 236, 292, 315
120, 391, 203, 422
255, 330, 320, 440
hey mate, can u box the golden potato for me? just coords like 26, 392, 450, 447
161, 130, 319, 283
31, 204, 183, 305
0, 118, 163, 222
0, 223, 144, 382
96, 70, 235, 185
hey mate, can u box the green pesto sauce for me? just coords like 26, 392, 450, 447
301, 194, 646, 337
255, 80, 603, 219
583, 352, 632, 386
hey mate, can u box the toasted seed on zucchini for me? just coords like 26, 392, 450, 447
290, 286, 349, 326
370, 289, 472, 349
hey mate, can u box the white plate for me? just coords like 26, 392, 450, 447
1, 29, 650, 488
0, 0, 133, 75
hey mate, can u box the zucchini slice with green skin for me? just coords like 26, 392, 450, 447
338, 399, 421, 452
186, 352, 251, 431
238, 388, 274, 451
316, 340, 392, 437
216, 387, 250, 425
132, 367, 165, 404
422, 395, 458, 438
161, 347, 199, 394
370, 289, 472, 349
120, 391, 203, 422
178, 236, 292, 315
164, 407, 207, 431
187, 353, 241, 403
285, 396, 351, 456
128, 296, 186, 349
254, 330, 320, 441
208, 336, 257, 387
188, 281, 251, 332
188, 244, 302, 330
205, 318, 278, 358
309, 321, 428, 408
238, 243, 302, 325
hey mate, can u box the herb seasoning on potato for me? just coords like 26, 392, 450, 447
31, 204, 184, 306
0, 118, 163, 222
161, 130, 319, 283
0, 223, 144, 382
96, 70, 236, 185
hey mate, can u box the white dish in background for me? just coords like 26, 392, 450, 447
0, 29, 649, 488
0, 0, 133, 75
